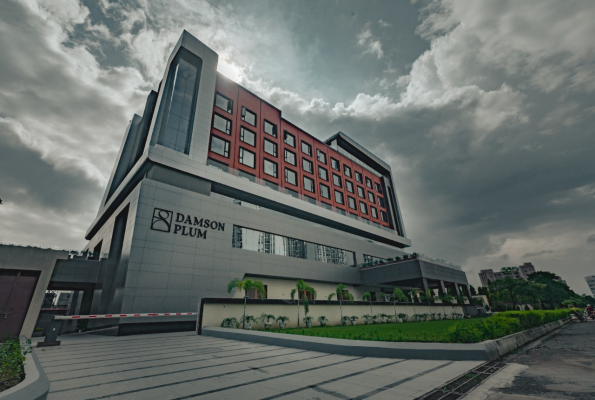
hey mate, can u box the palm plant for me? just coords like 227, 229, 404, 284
422, 289, 436, 314
276, 316, 289, 328
333, 283, 354, 320
259, 313, 275, 329
398, 313, 408, 322
439, 293, 453, 316
410, 289, 422, 315
221, 317, 239, 328
362, 314, 373, 324
290, 279, 317, 328
363, 291, 374, 315
318, 315, 329, 326
227, 278, 266, 327
240, 315, 256, 329
303, 315, 314, 327
392, 288, 408, 321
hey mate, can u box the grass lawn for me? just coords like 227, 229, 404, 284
266, 319, 485, 343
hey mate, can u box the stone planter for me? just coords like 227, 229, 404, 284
350, 320, 357, 326
264, 322, 272, 330
306, 321, 312, 328
372, 319, 379, 324
32, 331, 43, 337
341, 319, 349, 326
243, 323, 252, 330
380, 318, 386, 323
397, 318, 403, 323
279, 322, 286, 329
320, 322, 327, 327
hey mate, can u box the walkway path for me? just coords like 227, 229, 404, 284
34, 331, 482, 400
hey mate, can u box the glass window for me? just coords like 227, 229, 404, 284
215, 93, 233, 113
318, 166, 328, 181
378, 196, 385, 208
263, 159, 277, 178
355, 171, 362, 183
210, 135, 230, 158
302, 158, 313, 174
332, 174, 342, 188
241, 107, 257, 126
360, 202, 368, 214
331, 158, 339, 170
284, 131, 295, 147
264, 120, 277, 137
357, 186, 365, 198
346, 180, 354, 193
303, 176, 315, 193
207, 158, 228, 171
344, 165, 352, 177
284, 149, 296, 165
320, 183, 330, 199
213, 113, 231, 135
301, 141, 312, 156
375, 183, 382, 193
285, 168, 297, 186
381, 211, 388, 222
264, 139, 277, 157
348, 196, 356, 210
239, 148, 255, 168
368, 192, 375, 203
240, 126, 255, 146
366, 177, 372, 189
370, 206, 378, 219
317, 149, 327, 164
334, 190, 344, 204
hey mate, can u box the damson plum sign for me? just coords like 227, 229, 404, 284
150, 208, 224, 239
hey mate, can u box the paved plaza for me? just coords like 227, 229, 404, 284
34, 331, 483, 400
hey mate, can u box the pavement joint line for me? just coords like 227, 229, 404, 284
44, 343, 273, 374
34, 331, 197, 350
351, 361, 456, 400
48, 346, 303, 382
49, 349, 310, 392
41, 340, 260, 368
260, 359, 406, 400
310, 386, 351, 399
85, 354, 351, 400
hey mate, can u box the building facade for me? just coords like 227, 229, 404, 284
478, 262, 536, 287
586, 275, 595, 296
2, 31, 469, 336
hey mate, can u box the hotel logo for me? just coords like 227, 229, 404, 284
151, 208, 173, 232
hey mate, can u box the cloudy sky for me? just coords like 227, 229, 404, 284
1, 0, 594, 293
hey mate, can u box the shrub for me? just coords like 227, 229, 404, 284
0, 336, 32, 390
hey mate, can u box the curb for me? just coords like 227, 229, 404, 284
0, 337, 50, 400
202, 317, 573, 361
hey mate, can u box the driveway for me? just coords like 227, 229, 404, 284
34, 331, 483, 399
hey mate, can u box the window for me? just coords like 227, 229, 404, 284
303, 176, 315, 192
320, 183, 330, 199
264, 139, 277, 157
239, 148, 255, 168
264, 120, 277, 137
317, 149, 327, 164
360, 202, 368, 214
375, 183, 382, 193
302, 158, 313, 174
368, 192, 375, 203
346, 180, 354, 193
332, 174, 342, 188
207, 158, 228, 171
334, 190, 344, 204
366, 177, 372, 189
240, 126, 255, 146
215, 93, 233, 113
348, 196, 356, 210
213, 113, 231, 135
380, 211, 388, 222
285, 168, 297, 185
263, 159, 278, 177
301, 141, 312, 156
241, 106, 256, 126
344, 165, 352, 178
284, 131, 295, 147
331, 158, 339, 170
370, 206, 378, 219
318, 166, 328, 181
284, 149, 296, 165
210, 135, 230, 158
357, 186, 365, 198
378, 197, 385, 208
355, 171, 362, 183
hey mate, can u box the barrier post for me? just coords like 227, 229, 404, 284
37, 316, 62, 347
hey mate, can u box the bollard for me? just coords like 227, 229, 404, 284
37, 315, 62, 347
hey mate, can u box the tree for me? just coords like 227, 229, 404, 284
421, 289, 435, 313
290, 279, 317, 328
489, 278, 525, 310
410, 289, 422, 315
363, 292, 374, 315
330, 283, 354, 320
469, 285, 477, 296
227, 278, 266, 326
392, 288, 408, 321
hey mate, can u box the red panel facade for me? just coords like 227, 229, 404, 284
207, 76, 391, 229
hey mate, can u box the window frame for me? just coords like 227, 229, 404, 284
209, 135, 230, 158
214, 92, 233, 114
348, 196, 356, 210
331, 158, 339, 171
239, 126, 256, 147
264, 119, 278, 138
378, 196, 385, 208
238, 147, 256, 169
366, 177, 373, 189
360, 201, 368, 215
370, 206, 378, 219
302, 157, 313, 174
263, 139, 278, 157
368, 192, 375, 204
334, 190, 344, 205
303, 176, 315, 193
345, 180, 354, 193
332, 173, 342, 188
301, 141, 312, 156
380, 211, 388, 222
284, 148, 297, 166
317, 149, 327, 164
355, 171, 362, 183
263, 158, 278, 178
343, 165, 352, 178
318, 166, 328, 181
285, 167, 298, 186
375, 183, 382, 193
319, 183, 330, 199
357, 186, 365, 198
241, 106, 257, 127
284, 130, 295, 147
212, 113, 232, 135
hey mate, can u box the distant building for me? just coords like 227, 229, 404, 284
479, 262, 536, 287
586, 275, 595, 296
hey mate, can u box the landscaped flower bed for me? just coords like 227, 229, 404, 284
0, 336, 32, 393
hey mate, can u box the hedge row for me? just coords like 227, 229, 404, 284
447, 309, 573, 343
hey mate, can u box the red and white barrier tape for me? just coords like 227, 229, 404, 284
53, 312, 197, 320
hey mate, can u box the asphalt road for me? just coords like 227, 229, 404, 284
484, 319, 595, 400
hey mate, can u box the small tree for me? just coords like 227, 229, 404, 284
331, 283, 354, 320
410, 289, 422, 315
392, 288, 408, 321
227, 278, 266, 327
290, 279, 317, 328
363, 292, 374, 315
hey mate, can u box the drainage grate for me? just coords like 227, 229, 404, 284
415, 361, 507, 400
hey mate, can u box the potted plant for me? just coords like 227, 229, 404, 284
349, 316, 358, 326
277, 316, 289, 329
341, 315, 350, 326
384, 314, 394, 323
227, 278, 266, 328
437, 313, 442, 320
363, 291, 374, 317
318, 315, 328, 327
430, 313, 437, 321
221, 317, 239, 328
398, 313, 408, 323
32, 327, 43, 337
240, 315, 256, 329
259, 313, 275, 330
303, 315, 314, 328
290, 279, 317, 328
327, 284, 354, 321
363, 314, 372, 325
372, 314, 380, 324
